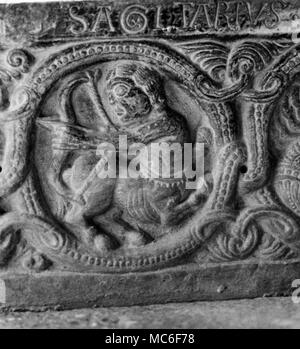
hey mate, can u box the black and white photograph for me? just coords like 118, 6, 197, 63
0, 0, 299, 332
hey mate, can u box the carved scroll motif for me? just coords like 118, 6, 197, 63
0, 38, 300, 273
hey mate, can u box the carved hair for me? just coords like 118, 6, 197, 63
106, 63, 166, 107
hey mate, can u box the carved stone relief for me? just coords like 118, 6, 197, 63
1, 0, 300, 309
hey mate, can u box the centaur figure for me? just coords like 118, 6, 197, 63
39, 63, 206, 252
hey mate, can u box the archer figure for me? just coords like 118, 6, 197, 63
38, 64, 206, 253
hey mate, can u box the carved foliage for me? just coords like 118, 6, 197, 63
0, 38, 300, 273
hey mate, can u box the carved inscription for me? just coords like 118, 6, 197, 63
67, 1, 286, 35
0, 0, 292, 41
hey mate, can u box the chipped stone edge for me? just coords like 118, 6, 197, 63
0, 260, 298, 311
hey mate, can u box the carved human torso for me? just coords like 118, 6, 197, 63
1, 29, 300, 279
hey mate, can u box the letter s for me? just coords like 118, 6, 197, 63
69, 6, 88, 35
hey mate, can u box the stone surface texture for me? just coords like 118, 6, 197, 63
1, 0, 300, 309
0, 297, 300, 329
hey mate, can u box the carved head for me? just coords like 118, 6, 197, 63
106, 63, 165, 125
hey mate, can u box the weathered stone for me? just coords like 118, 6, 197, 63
0, 298, 300, 329
1, 0, 300, 309
0, 261, 297, 310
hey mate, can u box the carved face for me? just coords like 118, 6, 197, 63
106, 63, 165, 127
107, 78, 152, 124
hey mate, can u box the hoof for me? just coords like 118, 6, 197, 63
94, 234, 114, 253
123, 231, 147, 248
